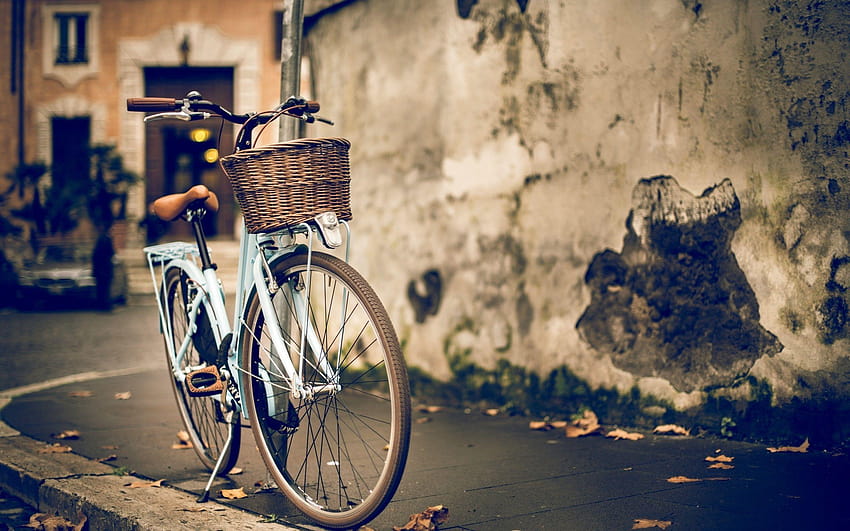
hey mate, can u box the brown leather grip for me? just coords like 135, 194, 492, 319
127, 97, 181, 112
305, 101, 320, 113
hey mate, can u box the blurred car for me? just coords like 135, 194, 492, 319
15, 242, 128, 310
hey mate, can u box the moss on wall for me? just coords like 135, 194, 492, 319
409, 355, 850, 447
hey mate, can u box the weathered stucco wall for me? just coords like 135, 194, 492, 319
304, 0, 850, 443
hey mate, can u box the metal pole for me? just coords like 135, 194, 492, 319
279, 0, 305, 142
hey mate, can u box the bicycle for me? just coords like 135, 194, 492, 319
127, 91, 411, 529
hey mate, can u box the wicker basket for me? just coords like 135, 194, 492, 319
219, 137, 352, 234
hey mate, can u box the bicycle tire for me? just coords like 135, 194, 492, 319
161, 266, 240, 474
241, 250, 410, 529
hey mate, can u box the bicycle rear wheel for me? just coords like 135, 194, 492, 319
241, 250, 410, 529
161, 266, 240, 473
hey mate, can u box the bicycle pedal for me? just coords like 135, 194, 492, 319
186, 365, 225, 397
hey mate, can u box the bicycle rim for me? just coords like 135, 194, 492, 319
162, 267, 239, 473
241, 251, 410, 529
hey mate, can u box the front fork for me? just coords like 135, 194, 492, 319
251, 245, 340, 404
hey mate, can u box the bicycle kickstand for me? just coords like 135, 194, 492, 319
197, 408, 236, 503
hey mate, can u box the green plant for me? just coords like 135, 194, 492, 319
86, 144, 138, 234
720, 416, 737, 438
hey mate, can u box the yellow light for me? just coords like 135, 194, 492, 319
203, 148, 219, 163
190, 128, 211, 143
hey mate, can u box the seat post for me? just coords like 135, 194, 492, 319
188, 209, 215, 271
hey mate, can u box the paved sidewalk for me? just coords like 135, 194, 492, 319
1, 367, 849, 530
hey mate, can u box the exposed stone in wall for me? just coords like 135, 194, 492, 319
577, 176, 783, 392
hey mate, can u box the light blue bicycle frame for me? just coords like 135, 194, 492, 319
145, 220, 350, 421
145, 219, 350, 498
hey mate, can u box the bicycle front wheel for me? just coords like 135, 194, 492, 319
161, 266, 240, 474
241, 250, 410, 529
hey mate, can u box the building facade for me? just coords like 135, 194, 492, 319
1, 0, 288, 247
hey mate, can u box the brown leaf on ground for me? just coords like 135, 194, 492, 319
67, 390, 93, 398
653, 424, 690, 436
708, 462, 734, 470
483, 408, 500, 416
38, 443, 72, 454
96, 454, 117, 463
633, 518, 672, 529
705, 455, 734, 462
392, 505, 449, 531
127, 479, 164, 488
220, 487, 248, 499
565, 410, 602, 438
227, 467, 243, 475
667, 476, 702, 483
114, 391, 132, 400
606, 428, 645, 441
529, 420, 552, 430
101, 445, 119, 450
767, 438, 809, 453
416, 417, 432, 424
417, 405, 443, 413
23, 512, 86, 531
667, 476, 730, 483
52, 430, 80, 440
530, 420, 568, 431
172, 430, 193, 449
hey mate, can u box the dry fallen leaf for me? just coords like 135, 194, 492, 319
705, 455, 734, 463
38, 443, 72, 454
529, 420, 551, 430
220, 487, 248, 499
52, 430, 80, 440
708, 462, 734, 470
68, 390, 93, 398
393, 505, 449, 531
172, 430, 194, 449
96, 454, 118, 463
114, 391, 132, 400
23, 512, 86, 531
667, 476, 702, 483
102, 445, 119, 450
767, 438, 809, 453
633, 518, 672, 529
565, 410, 602, 438
417, 405, 443, 413
530, 420, 568, 431
667, 476, 730, 484
653, 424, 690, 436
606, 428, 645, 441
483, 408, 500, 416
227, 467, 243, 475
416, 417, 432, 424
127, 479, 164, 488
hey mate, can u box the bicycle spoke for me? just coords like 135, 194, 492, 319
242, 251, 410, 528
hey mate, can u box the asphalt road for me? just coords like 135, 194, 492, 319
2, 304, 850, 530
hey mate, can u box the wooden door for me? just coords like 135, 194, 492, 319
143, 67, 235, 242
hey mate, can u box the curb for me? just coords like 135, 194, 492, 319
0, 434, 297, 530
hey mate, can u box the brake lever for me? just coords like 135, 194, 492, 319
144, 111, 211, 123
295, 112, 334, 126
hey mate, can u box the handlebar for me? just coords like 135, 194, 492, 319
126, 91, 329, 150
126, 97, 182, 112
